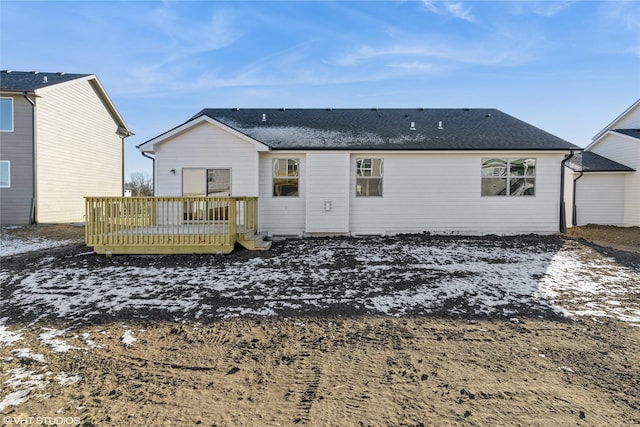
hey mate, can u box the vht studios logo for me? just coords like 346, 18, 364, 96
3, 416, 81, 425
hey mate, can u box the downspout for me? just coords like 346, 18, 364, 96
141, 151, 155, 196
22, 92, 36, 224
559, 151, 575, 234
120, 136, 126, 196
116, 127, 133, 196
572, 171, 584, 226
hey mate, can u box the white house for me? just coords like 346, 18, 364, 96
138, 108, 580, 237
565, 99, 639, 227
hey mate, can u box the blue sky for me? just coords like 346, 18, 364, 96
1, 0, 639, 177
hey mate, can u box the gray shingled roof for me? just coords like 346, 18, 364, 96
193, 108, 579, 151
0, 70, 90, 91
565, 151, 635, 172
613, 129, 640, 140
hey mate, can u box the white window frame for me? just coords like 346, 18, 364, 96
356, 158, 383, 197
0, 161, 10, 188
481, 158, 536, 197
0, 98, 14, 132
272, 158, 300, 197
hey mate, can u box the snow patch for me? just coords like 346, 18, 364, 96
12, 348, 46, 364
0, 320, 22, 346
121, 330, 136, 346
0, 232, 74, 256
39, 329, 78, 353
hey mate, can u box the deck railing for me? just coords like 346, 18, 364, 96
85, 196, 258, 254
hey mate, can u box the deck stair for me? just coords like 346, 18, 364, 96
237, 229, 272, 251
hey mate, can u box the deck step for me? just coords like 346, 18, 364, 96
237, 232, 272, 251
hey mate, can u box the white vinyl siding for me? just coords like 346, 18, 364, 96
574, 173, 626, 226
589, 132, 639, 226
305, 152, 349, 234
153, 121, 259, 197
259, 153, 306, 235
36, 78, 123, 222
350, 153, 563, 235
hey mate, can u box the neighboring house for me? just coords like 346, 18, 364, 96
138, 108, 580, 237
564, 99, 639, 227
0, 70, 132, 224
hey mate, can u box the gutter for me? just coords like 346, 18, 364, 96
572, 171, 584, 226
559, 151, 575, 234
22, 92, 36, 224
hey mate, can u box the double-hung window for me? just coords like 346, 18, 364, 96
481, 158, 536, 196
356, 158, 383, 197
273, 159, 299, 197
0, 98, 13, 132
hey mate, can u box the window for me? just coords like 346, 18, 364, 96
356, 158, 383, 197
482, 158, 535, 196
273, 159, 299, 196
0, 161, 10, 187
0, 98, 13, 132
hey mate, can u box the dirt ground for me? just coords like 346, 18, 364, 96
565, 224, 640, 254
1, 224, 639, 426
1, 317, 638, 427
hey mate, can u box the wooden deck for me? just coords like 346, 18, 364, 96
85, 196, 270, 255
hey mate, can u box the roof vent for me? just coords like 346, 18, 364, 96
57, 72, 65, 75
31, 71, 39, 74
43, 76, 48, 83
438, 121, 444, 130
485, 113, 492, 118
280, 108, 286, 111
410, 122, 416, 131
463, 108, 470, 112
261, 113, 267, 122
233, 107, 240, 111
326, 108, 332, 111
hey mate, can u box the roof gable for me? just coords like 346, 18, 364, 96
590, 98, 640, 144
192, 108, 578, 151
0, 70, 132, 136
138, 115, 270, 153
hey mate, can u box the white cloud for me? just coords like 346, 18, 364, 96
527, 1, 576, 18
332, 38, 535, 69
421, 0, 475, 22
444, 2, 475, 22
